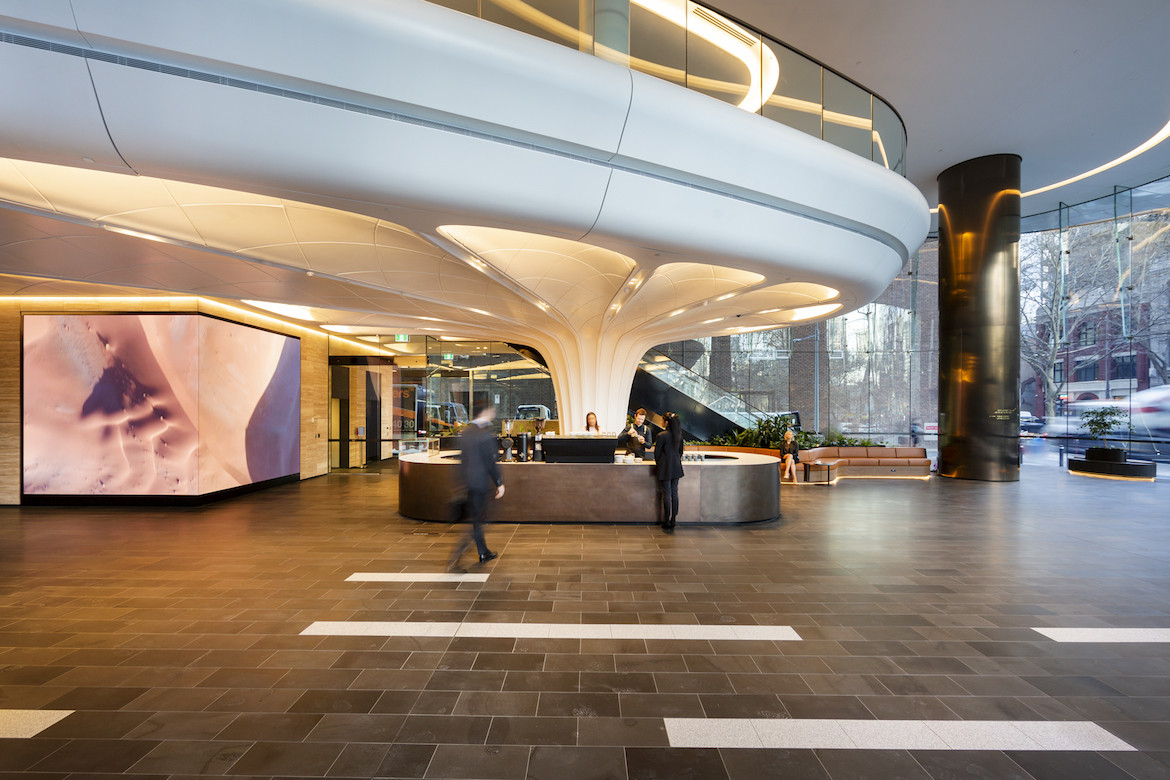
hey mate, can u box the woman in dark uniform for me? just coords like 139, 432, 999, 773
654, 412, 684, 533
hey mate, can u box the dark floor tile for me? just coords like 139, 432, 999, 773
227, 740, 347, 776
37, 710, 151, 739
1021, 675, 1127, 697
427, 669, 508, 691
505, 670, 582, 692
30, 737, 159, 774
619, 693, 704, 718
425, 744, 530, 779
207, 686, 305, 712
728, 673, 814, 695
577, 718, 670, 747
536, 691, 621, 718
287, 689, 382, 714
395, 714, 491, 744
873, 674, 969, 696
1103, 750, 1170, 780
128, 739, 253, 776
123, 711, 239, 740
816, 749, 933, 780
474, 651, 547, 672
720, 748, 830, 780
455, 690, 540, 716
910, 750, 1034, 780
1006, 750, 1138, 780
43, 686, 149, 711
858, 696, 958, 720
625, 747, 730, 780
698, 693, 787, 719
195, 668, 289, 688
526, 745, 627, 780
373, 743, 436, 779
0, 665, 72, 685
486, 716, 577, 745
412, 690, 462, 714
216, 712, 324, 741
308, 712, 406, 743
779, 695, 873, 720
0, 738, 70, 772
372, 689, 424, 714
274, 668, 362, 689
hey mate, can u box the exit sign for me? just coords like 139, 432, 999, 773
443, 352, 454, 360
394, 334, 409, 342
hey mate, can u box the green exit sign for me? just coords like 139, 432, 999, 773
394, 334, 409, 342
443, 352, 454, 360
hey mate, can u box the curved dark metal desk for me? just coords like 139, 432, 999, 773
398, 451, 779, 525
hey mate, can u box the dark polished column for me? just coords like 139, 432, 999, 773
937, 154, 1021, 481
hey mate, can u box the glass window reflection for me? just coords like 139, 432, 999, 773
762, 40, 822, 138
823, 70, 872, 159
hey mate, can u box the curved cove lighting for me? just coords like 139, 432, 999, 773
1021, 115, 1170, 199
930, 114, 1170, 212
634, 0, 780, 112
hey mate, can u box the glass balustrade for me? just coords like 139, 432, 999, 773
425, 0, 906, 174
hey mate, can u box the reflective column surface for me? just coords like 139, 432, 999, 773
937, 154, 1022, 481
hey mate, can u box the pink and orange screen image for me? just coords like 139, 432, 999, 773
23, 313, 300, 496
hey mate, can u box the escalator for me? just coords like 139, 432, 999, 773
630, 349, 776, 442
507, 342, 779, 443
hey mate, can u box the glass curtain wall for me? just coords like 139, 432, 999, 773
1021, 178, 1170, 460
649, 175, 1170, 462
424, 0, 906, 173
654, 245, 939, 448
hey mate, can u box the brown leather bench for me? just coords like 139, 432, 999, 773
796, 446, 931, 482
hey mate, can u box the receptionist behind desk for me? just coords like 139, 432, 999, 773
617, 407, 653, 458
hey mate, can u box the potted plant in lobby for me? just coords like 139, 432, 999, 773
1080, 405, 1132, 463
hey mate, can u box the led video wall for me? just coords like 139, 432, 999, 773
23, 313, 301, 496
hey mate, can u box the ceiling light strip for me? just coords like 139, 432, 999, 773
1, 293, 396, 354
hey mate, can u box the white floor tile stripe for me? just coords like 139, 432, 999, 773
346, 573, 491, 582
1033, 627, 1170, 643
663, 718, 1136, 751
0, 710, 73, 738
300, 621, 801, 641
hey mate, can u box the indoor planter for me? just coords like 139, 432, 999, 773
1069, 405, 1156, 479
1080, 405, 1130, 462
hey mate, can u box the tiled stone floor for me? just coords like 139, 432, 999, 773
1, 457, 1168, 779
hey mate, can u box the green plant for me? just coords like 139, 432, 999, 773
1079, 405, 1132, 448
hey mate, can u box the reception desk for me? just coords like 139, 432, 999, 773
398, 451, 779, 525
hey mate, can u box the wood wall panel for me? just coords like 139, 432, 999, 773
300, 332, 329, 478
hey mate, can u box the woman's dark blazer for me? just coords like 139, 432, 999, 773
654, 428, 685, 481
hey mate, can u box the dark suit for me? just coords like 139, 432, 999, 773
452, 421, 502, 561
654, 427, 684, 527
